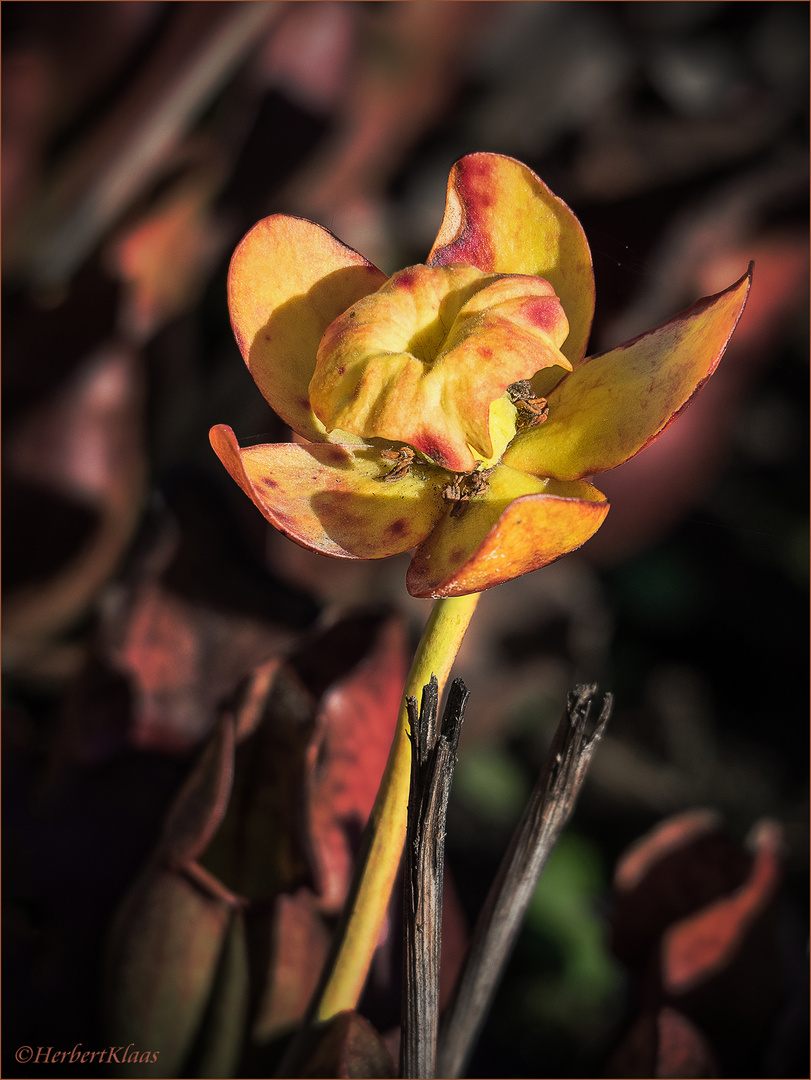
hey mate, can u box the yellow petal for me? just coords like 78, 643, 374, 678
504, 267, 752, 481
311, 264, 570, 471
428, 153, 594, 365
210, 425, 444, 559
406, 466, 608, 598
228, 216, 387, 441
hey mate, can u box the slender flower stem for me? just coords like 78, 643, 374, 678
314, 592, 480, 1022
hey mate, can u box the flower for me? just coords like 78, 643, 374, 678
211, 153, 750, 598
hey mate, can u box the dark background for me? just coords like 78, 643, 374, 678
3, 3, 808, 1077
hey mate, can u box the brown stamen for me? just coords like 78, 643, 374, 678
442, 467, 494, 517
380, 445, 416, 482
508, 380, 549, 430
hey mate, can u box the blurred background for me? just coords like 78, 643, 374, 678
3, 2, 808, 1077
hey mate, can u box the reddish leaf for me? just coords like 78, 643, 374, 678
305, 613, 407, 911
655, 1007, 718, 1079
107, 578, 289, 752
197, 609, 407, 908
610, 810, 750, 968
610, 815, 789, 1077
54, 475, 306, 764
106, 607, 410, 1077
110, 173, 224, 339
661, 821, 783, 996
614, 810, 723, 893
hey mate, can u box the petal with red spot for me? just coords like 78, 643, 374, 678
210, 425, 444, 559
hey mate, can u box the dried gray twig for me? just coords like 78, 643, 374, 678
435, 684, 612, 1079
400, 676, 469, 1080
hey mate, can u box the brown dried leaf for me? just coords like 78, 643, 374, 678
253, 1, 356, 113
298, 1011, 396, 1080
1, 5, 161, 263
252, 888, 332, 1044
283, 2, 493, 264
158, 715, 236, 867
199, 660, 317, 901
4, 343, 146, 659
23, 2, 282, 289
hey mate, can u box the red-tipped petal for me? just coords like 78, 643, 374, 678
406, 466, 608, 598
428, 153, 594, 365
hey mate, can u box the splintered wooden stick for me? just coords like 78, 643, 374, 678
400, 676, 469, 1080
436, 684, 612, 1079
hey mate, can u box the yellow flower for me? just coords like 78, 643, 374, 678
211, 153, 750, 598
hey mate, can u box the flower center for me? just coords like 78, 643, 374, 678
309, 263, 571, 472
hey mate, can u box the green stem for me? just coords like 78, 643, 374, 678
315, 592, 480, 1021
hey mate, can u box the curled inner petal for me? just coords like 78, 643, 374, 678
309, 263, 571, 472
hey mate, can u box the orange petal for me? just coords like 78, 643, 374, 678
504, 267, 752, 481
210, 425, 443, 559
228, 215, 387, 441
406, 466, 608, 598
428, 153, 594, 365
